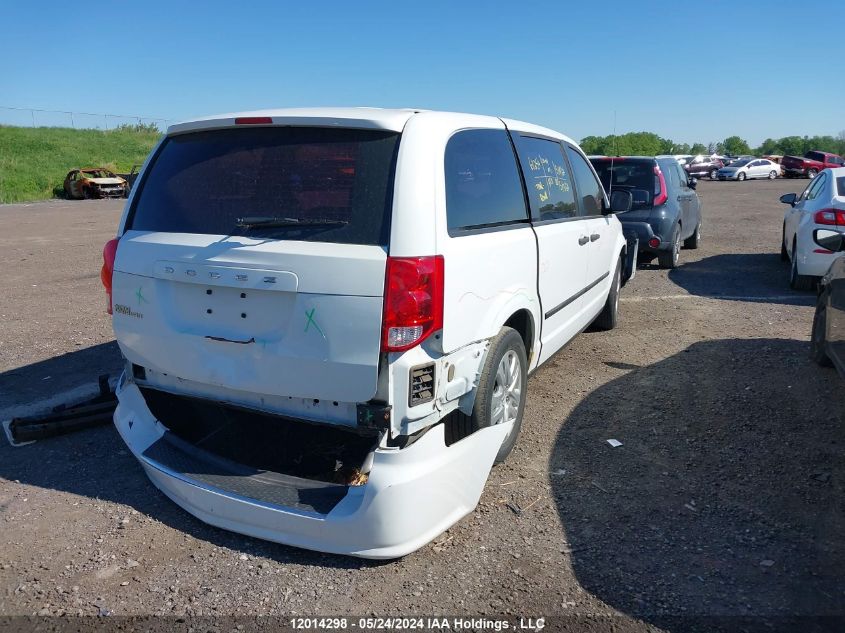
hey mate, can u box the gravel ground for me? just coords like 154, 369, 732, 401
0, 181, 843, 632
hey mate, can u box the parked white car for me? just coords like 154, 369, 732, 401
716, 158, 781, 181
781, 166, 845, 289
101, 108, 636, 558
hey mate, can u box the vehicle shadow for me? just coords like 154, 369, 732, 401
551, 338, 844, 630
666, 253, 815, 306
0, 341, 124, 413
0, 347, 381, 571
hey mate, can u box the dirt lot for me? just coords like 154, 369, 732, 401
0, 181, 843, 631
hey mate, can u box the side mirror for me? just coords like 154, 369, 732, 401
779, 193, 797, 206
687, 178, 698, 190
814, 229, 845, 252
608, 189, 633, 214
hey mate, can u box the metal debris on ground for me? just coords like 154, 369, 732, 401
3, 374, 116, 446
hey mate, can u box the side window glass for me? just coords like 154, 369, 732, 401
513, 135, 578, 220
564, 145, 604, 216
807, 173, 826, 200
444, 129, 529, 232
662, 160, 679, 189
674, 162, 688, 187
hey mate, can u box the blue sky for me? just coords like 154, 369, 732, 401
2, 1, 843, 146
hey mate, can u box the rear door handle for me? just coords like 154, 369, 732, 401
590, 233, 600, 242
578, 236, 590, 245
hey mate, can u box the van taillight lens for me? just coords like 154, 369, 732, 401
101, 238, 119, 314
382, 256, 444, 352
814, 209, 845, 226
653, 165, 668, 207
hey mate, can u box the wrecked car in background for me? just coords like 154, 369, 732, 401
63, 168, 127, 199
101, 107, 634, 559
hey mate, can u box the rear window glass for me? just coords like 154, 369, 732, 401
590, 159, 655, 207
838, 177, 845, 196
128, 127, 399, 246
806, 151, 826, 162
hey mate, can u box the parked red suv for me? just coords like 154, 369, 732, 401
684, 155, 724, 180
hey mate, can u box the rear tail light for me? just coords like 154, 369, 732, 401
653, 165, 668, 207
382, 256, 444, 352
101, 238, 120, 314
814, 209, 845, 226
647, 237, 661, 248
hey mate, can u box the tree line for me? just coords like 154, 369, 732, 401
579, 131, 845, 158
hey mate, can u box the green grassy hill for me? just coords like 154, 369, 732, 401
0, 125, 161, 204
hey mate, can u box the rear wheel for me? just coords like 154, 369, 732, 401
683, 221, 701, 249
658, 225, 681, 269
808, 168, 818, 179
789, 243, 814, 291
593, 258, 621, 331
737, 172, 746, 181
810, 297, 834, 367
445, 327, 527, 464
768, 170, 777, 180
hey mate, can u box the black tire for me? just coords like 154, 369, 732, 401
638, 252, 656, 265
593, 258, 621, 331
810, 296, 834, 367
445, 327, 528, 464
83, 187, 93, 200
789, 243, 814, 291
658, 224, 681, 269
808, 169, 818, 179
737, 172, 746, 181
780, 228, 789, 262
683, 221, 701, 249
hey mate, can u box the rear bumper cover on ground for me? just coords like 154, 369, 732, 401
113, 374, 509, 559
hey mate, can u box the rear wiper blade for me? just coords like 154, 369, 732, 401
235, 216, 348, 228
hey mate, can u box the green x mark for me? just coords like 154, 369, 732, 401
135, 286, 148, 306
304, 307, 326, 338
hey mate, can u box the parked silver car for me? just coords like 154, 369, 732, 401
716, 158, 780, 181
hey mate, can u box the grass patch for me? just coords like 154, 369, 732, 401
0, 125, 161, 204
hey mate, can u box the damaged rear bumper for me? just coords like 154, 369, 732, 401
113, 373, 509, 559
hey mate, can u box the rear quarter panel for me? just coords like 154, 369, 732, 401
395, 112, 541, 360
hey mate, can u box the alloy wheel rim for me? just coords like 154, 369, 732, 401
491, 350, 521, 427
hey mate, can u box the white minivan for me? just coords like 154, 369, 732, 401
102, 108, 635, 558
